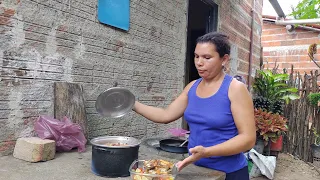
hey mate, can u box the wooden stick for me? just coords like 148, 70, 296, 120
311, 57, 320, 69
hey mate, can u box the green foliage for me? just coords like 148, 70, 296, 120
253, 96, 284, 114
308, 92, 320, 106
253, 70, 300, 105
290, 0, 320, 20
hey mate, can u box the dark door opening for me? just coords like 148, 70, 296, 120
185, 0, 218, 84
182, 0, 218, 130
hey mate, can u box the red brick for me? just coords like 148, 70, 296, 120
298, 62, 319, 68
263, 51, 271, 56
262, 41, 281, 47
299, 56, 311, 61
313, 54, 320, 60
253, 55, 261, 66
272, 41, 281, 46
262, 28, 287, 35
240, 2, 251, 15
307, 38, 320, 44
3, 9, 15, 17
281, 40, 295, 46
263, 23, 283, 30
238, 48, 250, 61
297, 32, 319, 39
0, 15, 11, 25
288, 49, 308, 56
295, 69, 317, 75
266, 57, 282, 63
261, 35, 271, 41
263, 57, 274, 62
286, 33, 299, 40
238, 61, 249, 72
285, 56, 299, 62
263, 62, 277, 69
281, 63, 292, 68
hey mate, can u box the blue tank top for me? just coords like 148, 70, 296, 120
184, 74, 247, 173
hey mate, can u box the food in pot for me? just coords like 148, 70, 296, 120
132, 159, 175, 180
104, 142, 128, 146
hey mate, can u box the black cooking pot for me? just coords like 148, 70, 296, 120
90, 136, 141, 177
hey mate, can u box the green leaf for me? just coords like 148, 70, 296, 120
264, 70, 273, 77
281, 94, 300, 104
274, 74, 289, 82
274, 83, 288, 87
282, 94, 300, 100
308, 93, 320, 106
275, 88, 298, 95
290, 0, 320, 20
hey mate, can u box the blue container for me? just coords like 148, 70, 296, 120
97, 0, 130, 31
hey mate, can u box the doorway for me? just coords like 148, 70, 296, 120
182, 0, 218, 129
185, 0, 218, 84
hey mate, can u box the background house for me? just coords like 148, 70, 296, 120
262, 15, 320, 85
0, 0, 263, 156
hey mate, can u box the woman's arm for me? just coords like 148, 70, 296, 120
177, 80, 256, 171
133, 80, 196, 124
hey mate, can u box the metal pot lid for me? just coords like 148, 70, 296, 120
90, 136, 141, 148
95, 87, 135, 118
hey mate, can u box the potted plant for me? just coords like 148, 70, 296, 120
252, 70, 298, 155
253, 70, 300, 115
254, 108, 288, 155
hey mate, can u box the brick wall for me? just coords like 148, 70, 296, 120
262, 21, 320, 84
0, 0, 262, 156
218, 0, 263, 83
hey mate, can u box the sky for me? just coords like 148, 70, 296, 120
262, 0, 302, 17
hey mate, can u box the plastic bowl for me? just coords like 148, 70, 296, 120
129, 160, 176, 180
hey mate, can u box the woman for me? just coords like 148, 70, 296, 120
133, 32, 255, 180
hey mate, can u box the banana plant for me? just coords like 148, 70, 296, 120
253, 70, 300, 104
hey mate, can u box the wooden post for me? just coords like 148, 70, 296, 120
54, 82, 88, 139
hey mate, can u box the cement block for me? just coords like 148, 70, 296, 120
13, 137, 56, 162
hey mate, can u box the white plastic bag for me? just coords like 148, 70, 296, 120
245, 149, 277, 179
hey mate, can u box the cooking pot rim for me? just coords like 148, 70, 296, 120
90, 136, 141, 148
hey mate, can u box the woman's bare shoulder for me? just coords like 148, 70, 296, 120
228, 79, 251, 100
182, 80, 198, 95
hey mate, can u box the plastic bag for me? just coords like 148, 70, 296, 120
245, 148, 276, 179
34, 116, 87, 152
168, 128, 190, 137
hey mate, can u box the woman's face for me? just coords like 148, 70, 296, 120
194, 42, 228, 79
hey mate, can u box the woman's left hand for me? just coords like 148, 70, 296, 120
176, 145, 208, 171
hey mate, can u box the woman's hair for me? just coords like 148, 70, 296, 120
196, 32, 231, 58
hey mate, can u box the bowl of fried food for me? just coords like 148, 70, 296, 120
129, 159, 176, 180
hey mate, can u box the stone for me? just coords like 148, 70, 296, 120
13, 137, 56, 162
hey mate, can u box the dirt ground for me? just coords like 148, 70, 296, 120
251, 153, 320, 180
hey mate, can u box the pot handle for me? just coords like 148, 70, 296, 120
154, 142, 160, 148
93, 146, 115, 154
